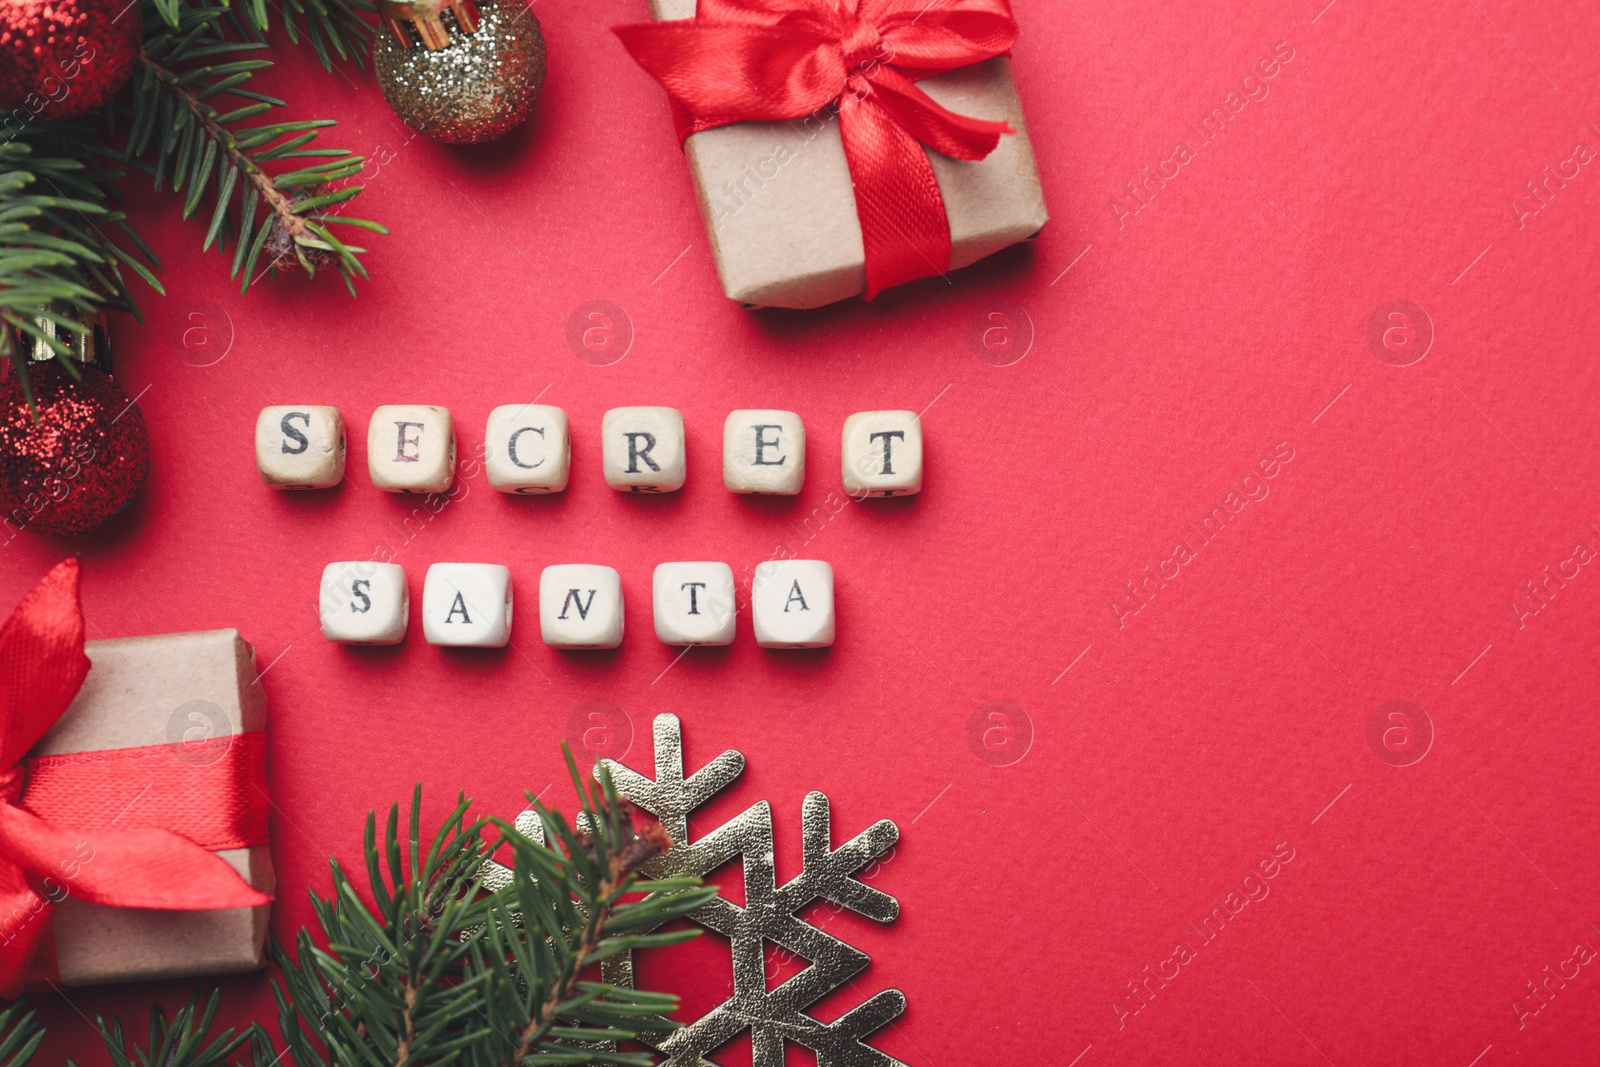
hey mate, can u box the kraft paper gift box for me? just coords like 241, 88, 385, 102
648, 0, 1049, 309
24, 630, 273, 987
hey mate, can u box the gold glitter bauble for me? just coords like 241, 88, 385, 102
374, 0, 545, 145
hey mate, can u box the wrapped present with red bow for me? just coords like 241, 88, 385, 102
616, 0, 1048, 308
0, 560, 273, 995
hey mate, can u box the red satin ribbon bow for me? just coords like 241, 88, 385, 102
0, 560, 271, 997
615, 0, 1019, 298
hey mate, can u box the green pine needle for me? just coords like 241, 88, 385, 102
1, 0, 386, 404
117, 0, 386, 298
30, 770, 708, 1067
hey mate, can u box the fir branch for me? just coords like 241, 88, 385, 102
118, 0, 386, 295
69, 989, 256, 1067
235, 0, 378, 73
0, 126, 161, 403
0, 769, 710, 1067
271, 770, 714, 1067
0, 999, 45, 1067
487, 759, 707, 1066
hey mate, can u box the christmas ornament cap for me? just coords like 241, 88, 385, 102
15, 306, 112, 368
380, 0, 479, 51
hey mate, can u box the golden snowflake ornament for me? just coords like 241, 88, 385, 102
598, 713, 906, 1067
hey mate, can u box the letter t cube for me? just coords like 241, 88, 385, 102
842, 410, 922, 497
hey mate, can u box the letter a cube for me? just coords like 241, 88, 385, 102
422, 563, 512, 648
752, 560, 834, 648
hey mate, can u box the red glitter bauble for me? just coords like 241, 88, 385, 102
0, 363, 149, 536
0, 0, 141, 120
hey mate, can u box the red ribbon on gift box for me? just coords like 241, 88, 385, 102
615, 0, 1020, 299
0, 560, 271, 997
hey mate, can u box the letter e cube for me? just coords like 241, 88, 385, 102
368, 405, 455, 494
723, 410, 804, 494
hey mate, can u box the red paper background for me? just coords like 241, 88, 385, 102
7, 0, 1600, 1063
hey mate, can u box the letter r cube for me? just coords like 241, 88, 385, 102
602, 407, 685, 493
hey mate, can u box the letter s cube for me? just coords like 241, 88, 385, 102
320, 562, 408, 644
256, 406, 344, 489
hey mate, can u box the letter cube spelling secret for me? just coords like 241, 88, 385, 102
485, 405, 570, 495
724, 410, 805, 495
255, 405, 344, 489
368, 405, 456, 494
602, 408, 686, 494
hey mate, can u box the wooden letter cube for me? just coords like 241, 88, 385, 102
540, 565, 624, 648
255, 405, 344, 489
485, 404, 570, 494
752, 559, 834, 648
422, 563, 512, 648
653, 562, 736, 645
368, 405, 456, 494
319, 562, 408, 645
602, 407, 686, 493
723, 409, 805, 495
842, 410, 922, 497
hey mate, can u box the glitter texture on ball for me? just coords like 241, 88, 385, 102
0, 363, 150, 537
0, 0, 142, 119
374, 0, 546, 145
